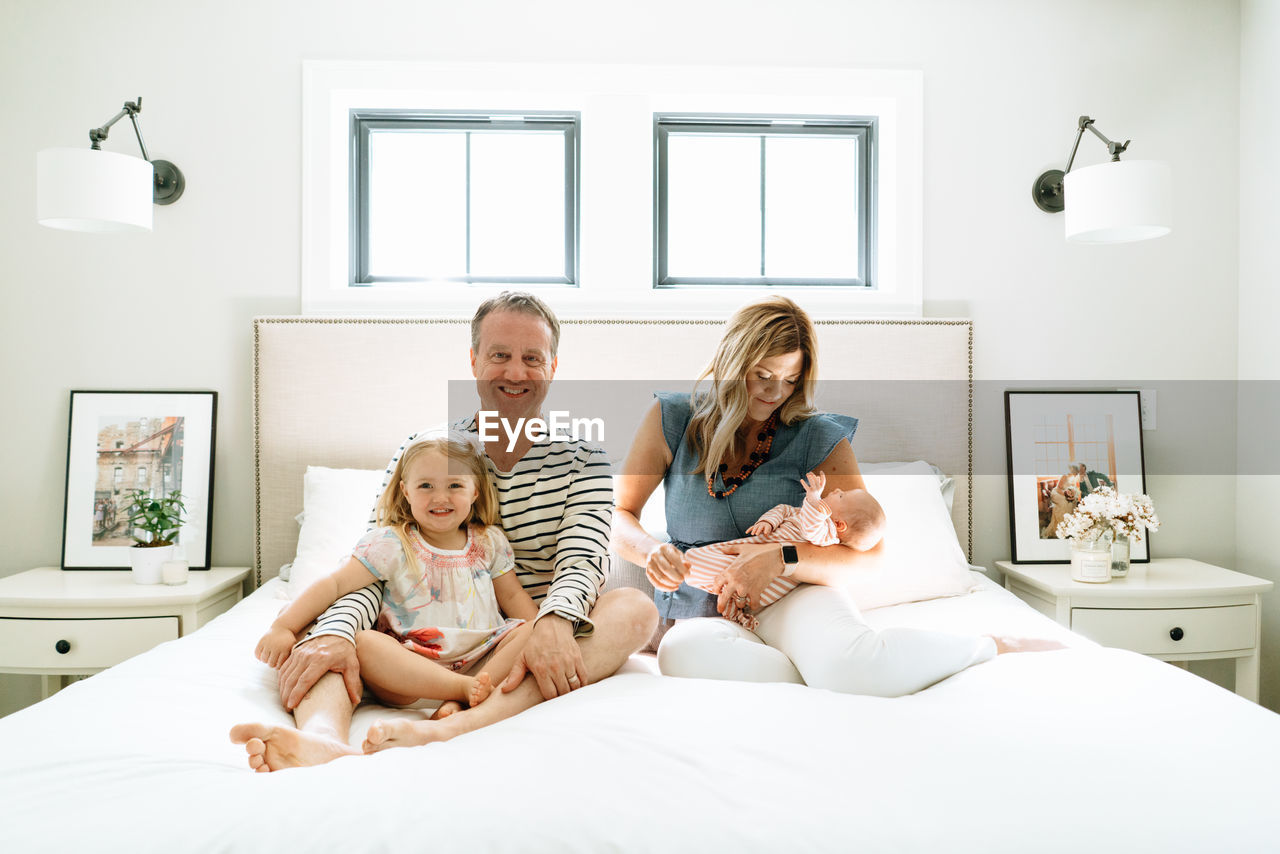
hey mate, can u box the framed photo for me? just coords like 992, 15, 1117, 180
61, 390, 217, 570
1005, 390, 1149, 564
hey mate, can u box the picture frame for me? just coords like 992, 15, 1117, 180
60, 390, 217, 570
1004, 390, 1149, 564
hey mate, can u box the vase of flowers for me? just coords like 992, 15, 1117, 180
1056, 486, 1159, 583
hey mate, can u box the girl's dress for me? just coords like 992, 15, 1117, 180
352, 524, 523, 671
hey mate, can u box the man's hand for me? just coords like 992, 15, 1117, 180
276, 634, 362, 712
710, 542, 784, 615
500, 615, 587, 700
644, 542, 690, 592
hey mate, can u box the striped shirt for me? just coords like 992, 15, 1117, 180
307, 415, 613, 645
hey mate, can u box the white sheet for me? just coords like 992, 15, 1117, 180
1, 576, 1277, 853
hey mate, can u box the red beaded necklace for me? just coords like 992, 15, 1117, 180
707, 411, 779, 499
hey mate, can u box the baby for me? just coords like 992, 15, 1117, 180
683, 471, 882, 629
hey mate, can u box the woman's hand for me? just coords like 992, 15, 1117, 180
709, 542, 783, 614
645, 542, 689, 592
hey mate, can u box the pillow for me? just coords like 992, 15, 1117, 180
860, 460, 954, 513
845, 460, 976, 610
288, 466, 386, 596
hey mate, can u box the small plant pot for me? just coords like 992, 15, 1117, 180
131, 544, 176, 585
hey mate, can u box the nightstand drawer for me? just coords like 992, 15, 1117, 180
1070, 605, 1256, 655
0, 617, 179, 669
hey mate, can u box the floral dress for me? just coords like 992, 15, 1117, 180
352, 524, 522, 671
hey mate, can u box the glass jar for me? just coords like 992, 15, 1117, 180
1111, 533, 1131, 578
1070, 539, 1112, 583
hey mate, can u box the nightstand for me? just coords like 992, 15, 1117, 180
0, 566, 250, 698
996, 559, 1273, 702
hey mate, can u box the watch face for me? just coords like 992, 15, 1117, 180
782, 545, 799, 564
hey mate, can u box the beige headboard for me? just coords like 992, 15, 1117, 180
253, 317, 973, 587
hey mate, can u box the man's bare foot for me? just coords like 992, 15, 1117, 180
987, 635, 1068, 655
363, 718, 455, 754
467, 672, 493, 707
430, 700, 463, 720
229, 722, 359, 772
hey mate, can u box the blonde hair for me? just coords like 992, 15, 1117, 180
375, 431, 500, 571
687, 296, 818, 476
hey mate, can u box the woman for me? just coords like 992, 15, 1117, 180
1042, 467, 1081, 538
611, 297, 1009, 697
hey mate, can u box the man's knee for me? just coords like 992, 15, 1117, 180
598, 587, 659, 647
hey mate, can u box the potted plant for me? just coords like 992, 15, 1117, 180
123, 489, 186, 584
1056, 485, 1159, 583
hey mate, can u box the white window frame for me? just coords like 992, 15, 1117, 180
303, 61, 922, 318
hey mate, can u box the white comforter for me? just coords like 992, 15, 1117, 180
1, 575, 1277, 853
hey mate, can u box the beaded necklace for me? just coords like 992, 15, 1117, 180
707, 411, 779, 499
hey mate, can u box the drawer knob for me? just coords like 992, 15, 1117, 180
1169, 627, 1184, 642
55, 639, 71, 655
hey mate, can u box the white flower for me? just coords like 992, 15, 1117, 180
1055, 485, 1160, 544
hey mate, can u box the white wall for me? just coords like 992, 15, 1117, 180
0, 0, 1248, 713
1237, 0, 1280, 711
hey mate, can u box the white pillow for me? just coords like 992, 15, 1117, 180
845, 460, 976, 611
289, 466, 386, 596
860, 460, 954, 512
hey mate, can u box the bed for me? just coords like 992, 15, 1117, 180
2, 316, 1278, 853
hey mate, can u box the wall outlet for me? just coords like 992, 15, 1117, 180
1138, 388, 1157, 430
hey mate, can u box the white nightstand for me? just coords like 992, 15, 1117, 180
0, 566, 250, 698
996, 558, 1273, 702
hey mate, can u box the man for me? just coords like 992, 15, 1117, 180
231, 292, 657, 769
1075, 462, 1114, 498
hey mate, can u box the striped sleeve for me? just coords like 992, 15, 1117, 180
299, 582, 383, 646
798, 497, 840, 547
535, 445, 613, 635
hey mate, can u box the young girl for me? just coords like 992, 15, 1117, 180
256, 431, 538, 712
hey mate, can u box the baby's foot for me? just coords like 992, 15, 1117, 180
467, 672, 493, 707
987, 635, 1068, 655
430, 700, 463, 720
229, 722, 358, 772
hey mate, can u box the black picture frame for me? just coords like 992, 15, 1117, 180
60, 390, 217, 570
1004, 390, 1149, 564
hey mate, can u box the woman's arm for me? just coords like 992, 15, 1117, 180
611, 401, 687, 591
493, 570, 539, 622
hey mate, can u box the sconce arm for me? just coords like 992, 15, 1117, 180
84, 97, 184, 205
87, 98, 152, 161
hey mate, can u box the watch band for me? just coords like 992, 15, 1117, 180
780, 544, 799, 576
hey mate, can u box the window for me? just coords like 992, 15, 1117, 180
655, 114, 876, 287
350, 110, 579, 286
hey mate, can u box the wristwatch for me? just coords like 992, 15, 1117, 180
780, 544, 799, 577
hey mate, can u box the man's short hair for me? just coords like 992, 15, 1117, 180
471, 291, 561, 357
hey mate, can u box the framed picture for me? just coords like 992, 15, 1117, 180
60, 390, 217, 570
1004, 390, 1149, 564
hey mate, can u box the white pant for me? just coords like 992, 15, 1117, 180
656, 584, 996, 697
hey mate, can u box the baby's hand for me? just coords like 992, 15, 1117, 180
255, 626, 297, 669
801, 470, 826, 500
746, 520, 776, 536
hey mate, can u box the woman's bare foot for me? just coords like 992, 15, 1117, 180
430, 700, 463, 720
229, 722, 359, 772
363, 718, 455, 754
987, 635, 1068, 655
467, 672, 493, 707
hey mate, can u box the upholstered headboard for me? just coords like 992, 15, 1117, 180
253, 317, 972, 587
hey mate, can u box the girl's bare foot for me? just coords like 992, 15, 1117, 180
467, 672, 493, 707
987, 635, 1067, 654
229, 722, 359, 772
430, 700, 463, 720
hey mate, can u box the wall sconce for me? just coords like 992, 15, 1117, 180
37, 97, 185, 233
1032, 116, 1170, 243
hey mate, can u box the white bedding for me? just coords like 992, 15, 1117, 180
2, 573, 1278, 853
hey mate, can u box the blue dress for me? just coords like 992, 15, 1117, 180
654, 392, 858, 618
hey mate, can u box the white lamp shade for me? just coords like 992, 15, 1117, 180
1063, 159, 1171, 244
37, 147, 153, 232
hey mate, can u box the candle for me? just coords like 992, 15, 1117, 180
161, 559, 189, 586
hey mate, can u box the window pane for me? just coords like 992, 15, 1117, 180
368, 131, 467, 278
666, 135, 761, 278
764, 136, 859, 278
470, 132, 566, 278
